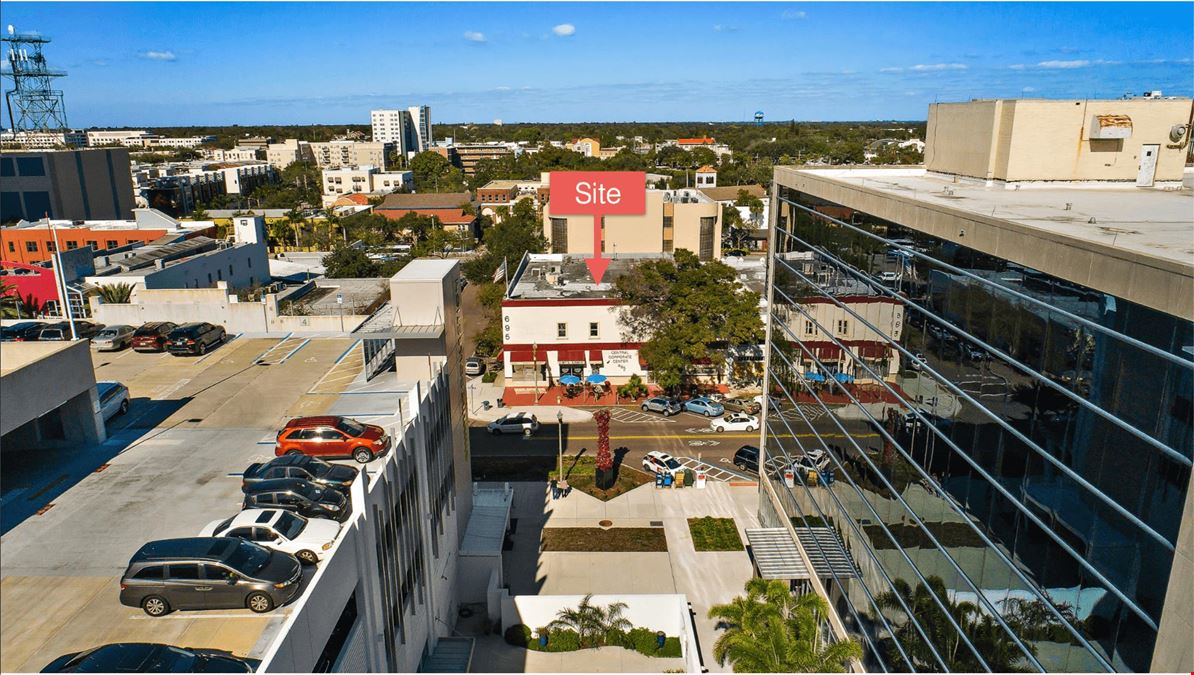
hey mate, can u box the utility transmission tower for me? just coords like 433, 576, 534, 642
2, 25, 69, 132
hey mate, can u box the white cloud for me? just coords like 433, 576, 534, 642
1008, 64, 1027, 70
1037, 59, 1089, 69
879, 67, 904, 73
910, 63, 968, 71
1022, 86, 1037, 92
713, 24, 740, 32
140, 50, 176, 62
495, 86, 512, 91
781, 10, 807, 20
552, 23, 576, 37
463, 31, 486, 43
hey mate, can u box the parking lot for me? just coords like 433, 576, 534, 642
0, 335, 361, 672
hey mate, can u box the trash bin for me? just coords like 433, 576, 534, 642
663, 473, 674, 488
807, 469, 819, 485
655, 472, 665, 488
656, 631, 666, 650
683, 469, 695, 487
783, 469, 795, 488
696, 471, 707, 489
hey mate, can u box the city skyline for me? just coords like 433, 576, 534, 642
2, 1, 1192, 127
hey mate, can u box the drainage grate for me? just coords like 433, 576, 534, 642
650, 520, 664, 527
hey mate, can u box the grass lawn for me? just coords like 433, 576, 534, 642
549, 454, 652, 502
687, 517, 744, 551
542, 527, 668, 552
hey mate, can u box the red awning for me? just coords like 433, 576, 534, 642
558, 349, 587, 363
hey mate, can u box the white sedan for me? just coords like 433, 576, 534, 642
200, 508, 341, 565
486, 412, 540, 435
711, 413, 759, 433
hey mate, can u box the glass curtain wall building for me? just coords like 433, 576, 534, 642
760, 167, 1192, 673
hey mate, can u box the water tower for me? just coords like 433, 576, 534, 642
754, 111, 764, 126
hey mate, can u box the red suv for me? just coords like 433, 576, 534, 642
275, 416, 391, 464
131, 322, 177, 352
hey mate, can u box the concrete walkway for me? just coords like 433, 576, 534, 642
470, 636, 686, 673
497, 481, 759, 673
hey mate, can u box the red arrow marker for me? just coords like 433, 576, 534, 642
585, 209, 610, 284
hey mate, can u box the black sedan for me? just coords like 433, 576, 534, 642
242, 455, 359, 495
0, 321, 48, 341
42, 643, 253, 673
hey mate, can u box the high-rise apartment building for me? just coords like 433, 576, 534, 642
759, 97, 1193, 673
371, 106, 432, 156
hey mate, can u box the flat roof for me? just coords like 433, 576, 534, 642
0, 340, 77, 377
508, 253, 664, 300
778, 166, 1194, 318
392, 258, 458, 282
788, 168, 1193, 271
478, 179, 540, 190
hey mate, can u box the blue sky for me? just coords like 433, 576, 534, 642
3, 2, 1191, 126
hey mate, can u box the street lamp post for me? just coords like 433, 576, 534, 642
556, 410, 567, 492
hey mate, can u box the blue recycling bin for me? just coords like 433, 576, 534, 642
663, 473, 674, 487
655, 472, 665, 487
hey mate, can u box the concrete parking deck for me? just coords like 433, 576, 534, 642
0, 336, 359, 671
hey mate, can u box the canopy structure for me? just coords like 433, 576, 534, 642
746, 527, 858, 580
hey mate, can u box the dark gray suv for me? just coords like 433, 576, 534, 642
242, 478, 350, 523
119, 537, 302, 616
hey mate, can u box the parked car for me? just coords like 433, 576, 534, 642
275, 415, 391, 464
722, 398, 761, 414
242, 478, 350, 523
752, 394, 784, 410
875, 271, 900, 283
39, 321, 103, 341
118, 537, 302, 617
733, 445, 760, 473
166, 322, 226, 356
962, 343, 987, 361
486, 412, 540, 435
92, 324, 135, 351
711, 413, 759, 433
42, 643, 253, 673
243, 455, 358, 494
131, 321, 178, 352
642, 451, 683, 476
200, 509, 340, 565
908, 352, 927, 371
683, 397, 724, 417
464, 356, 485, 376
1, 321, 47, 341
640, 397, 682, 416
96, 381, 130, 421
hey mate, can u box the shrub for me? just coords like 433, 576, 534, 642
482, 370, 498, 383
504, 624, 532, 647
617, 374, 648, 400
546, 628, 581, 652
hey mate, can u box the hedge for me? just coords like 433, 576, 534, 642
504, 624, 681, 658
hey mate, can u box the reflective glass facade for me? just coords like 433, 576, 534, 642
761, 184, 1193, 672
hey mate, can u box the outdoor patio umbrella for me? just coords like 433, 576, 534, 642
585, 374, 607, 384
805, 372, 827, 382
834, 372, 854, 383
559, 375, 582, 385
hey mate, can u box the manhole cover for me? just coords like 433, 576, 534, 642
599, 519, 614, 529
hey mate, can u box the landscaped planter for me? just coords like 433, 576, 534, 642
594, 466, 616, 490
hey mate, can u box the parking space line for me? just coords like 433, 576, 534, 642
193, 333, 245, 365
276, 338, 310, 364
332, 339, 362, 364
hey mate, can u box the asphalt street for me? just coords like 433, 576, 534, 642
469, 403, 880, 477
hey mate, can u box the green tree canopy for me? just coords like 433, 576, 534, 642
613, 249, 763, 391
462, 198, 546, 283
322, 244, 379, 278
410, 151, 466, 192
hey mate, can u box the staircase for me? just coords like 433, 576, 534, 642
418, 637, 475, 673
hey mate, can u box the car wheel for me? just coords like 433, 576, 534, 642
142, 595, 170, 617
490, 428, 500, 435
353, 448, 373, 464
285, 449, 302, 456
746, 426, 756, 433
197, 341, 207, 355
246, 591, 274, 613
706, 411, 715, 417
715, 426, 724, 433
296, 550, 319, 565
641, 404, 649, 411
119, 399, 129, 415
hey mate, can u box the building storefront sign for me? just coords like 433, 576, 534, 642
602, 349, 643, 376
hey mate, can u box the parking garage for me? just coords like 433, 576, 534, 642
0, 340, 106, 450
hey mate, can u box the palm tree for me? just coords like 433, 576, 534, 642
548, 594, 606, 647
709, 578, 861, 673
0, 280, 22, 319
284, 208, 305, 248
94, 283, 134, 304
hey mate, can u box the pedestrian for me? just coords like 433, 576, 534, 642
550, 479, 559, 500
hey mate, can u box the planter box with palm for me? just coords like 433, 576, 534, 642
94, 283, 134, 305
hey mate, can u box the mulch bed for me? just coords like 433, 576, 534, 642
542, 527, 668, 552
550, 455, 652, 502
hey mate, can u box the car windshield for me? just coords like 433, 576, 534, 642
97, 329, 120, 338
133, 325, 160, 336
296, 483, 323, 500
147, 647, 199, 673
225, 540, 272, 575
336, 418, 367, 436
664, 458, 681, 469
275, 511, 306, 539
213, 516, 235, 535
